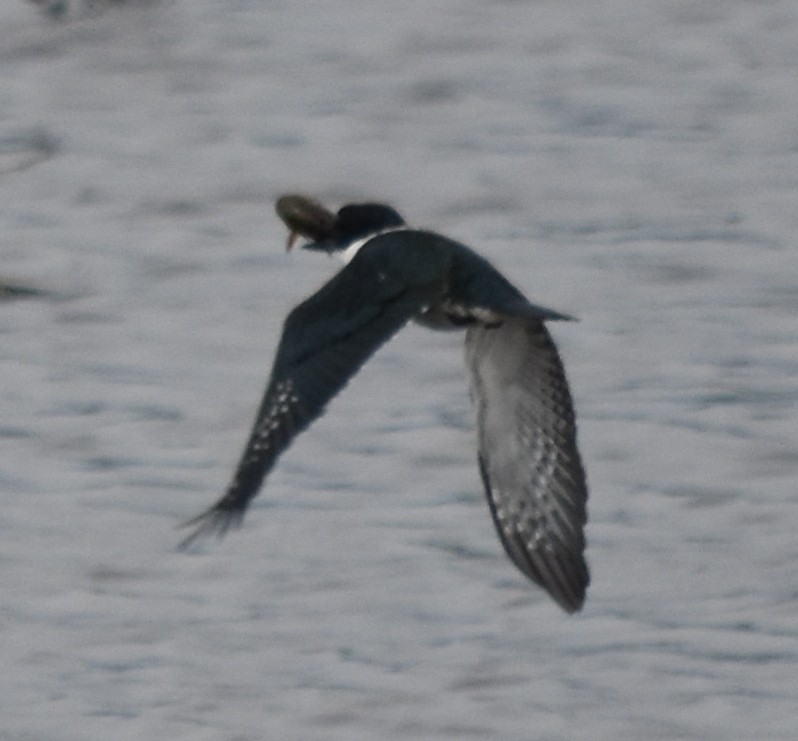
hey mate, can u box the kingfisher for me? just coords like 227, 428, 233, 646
181, 194, 590, 613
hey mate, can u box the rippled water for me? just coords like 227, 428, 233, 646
2, 1, 797, 739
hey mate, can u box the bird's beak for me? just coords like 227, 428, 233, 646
275, 194, 337, 252
285, 230, 300, 252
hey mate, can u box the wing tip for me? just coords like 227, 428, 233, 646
531, 552, 590, 613
552, 569, 590, 614
177, 502, 245, 551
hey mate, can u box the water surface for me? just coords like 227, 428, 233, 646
1, 2, 797, 739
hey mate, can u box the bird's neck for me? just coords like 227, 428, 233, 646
337, 226, 411, 264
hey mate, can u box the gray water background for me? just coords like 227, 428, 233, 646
1, 1, 797, 739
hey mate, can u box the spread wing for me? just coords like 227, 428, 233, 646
180, 241, 442, 548
465, 318, 589, 612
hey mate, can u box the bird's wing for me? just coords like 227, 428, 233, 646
180, 241, 443, 548
465, 318, 589, 612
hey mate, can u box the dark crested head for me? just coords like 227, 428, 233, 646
333, 203, 405, 242
276, 194, 405, 252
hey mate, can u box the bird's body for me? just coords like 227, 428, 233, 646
181, 195, 590, 613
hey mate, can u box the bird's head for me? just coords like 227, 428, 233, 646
276, 194, 405, 256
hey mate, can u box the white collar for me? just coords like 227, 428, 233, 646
338, 226, 411, 264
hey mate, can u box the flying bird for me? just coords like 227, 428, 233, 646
181, 194, 590, 613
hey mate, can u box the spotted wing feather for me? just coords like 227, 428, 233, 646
466, 318, 589, 612
180, 241, 441, 548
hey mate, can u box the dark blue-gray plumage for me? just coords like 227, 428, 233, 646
181, 195, 590, 613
